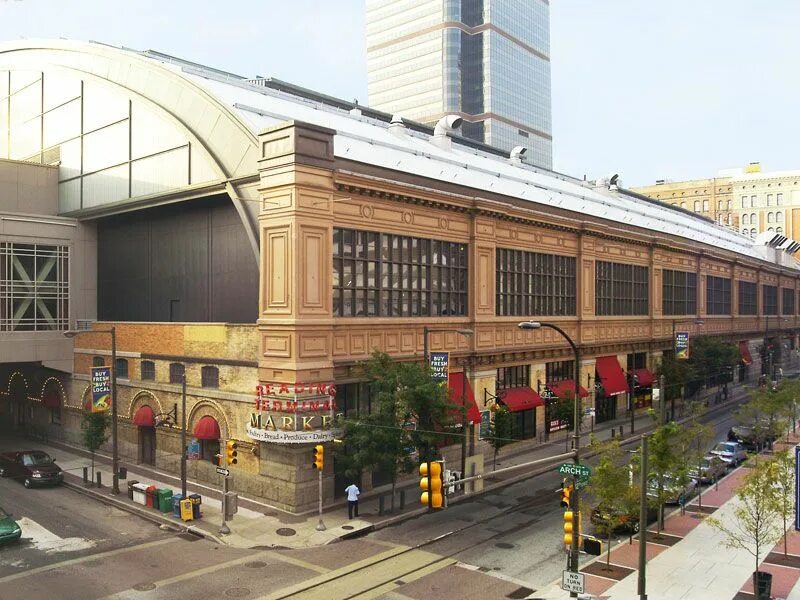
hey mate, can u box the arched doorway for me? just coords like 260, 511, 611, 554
9, 373, 27, 430
193, 415, 221, 464
133, 405, 156, 466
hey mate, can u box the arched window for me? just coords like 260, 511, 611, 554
169, 362, 185, 384
751, 212, 757, 223
114, 358, 129, 379
776, 212, 784, 223
140, 360, 155, 381
201, 366, 219, 388
727, 200, 731, 210
768, 227, 775, 232
750, 229, 757, 238
742, 228, 749, 235
768, 212, 774, 223
93, 356, 105, 367
702, 200, 709, 211
694, 201, 700, 211
680, 202, 687, 209
742, 214, 749, 225
776, 227, 784, 235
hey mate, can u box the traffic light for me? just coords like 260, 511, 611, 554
419, 461, 443, 508
560, 482, 573, 508
563, 510, 581, 547
313, 444, 324, 470
582, 536, 603, 556
226, 440, 238, 465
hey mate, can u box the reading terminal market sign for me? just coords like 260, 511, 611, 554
246, 382, 343, 444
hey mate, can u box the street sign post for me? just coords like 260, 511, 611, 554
216, 466, 230, 477
562, 570, 585, 594
558, 463, 592, 479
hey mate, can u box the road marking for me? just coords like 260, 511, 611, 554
15, 517, 96, 554
262, 550, 329, 574
0, 537, 177, 584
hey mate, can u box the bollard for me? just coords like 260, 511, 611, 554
378, 495, 385, 516
399, 489, 405, 510
611, 429, 615, 438
619, 426, 624, 438
96, 471, 102, 488
83, 466, 88, 484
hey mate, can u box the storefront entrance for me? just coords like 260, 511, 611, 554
139, 427, 156, 465
595, 393, 617, 424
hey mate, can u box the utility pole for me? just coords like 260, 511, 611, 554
638, 434, 649, 600
181, 372, 187, 498
629, 373, 636, 434
110, 326, 119, 495
659, 374, 667, 425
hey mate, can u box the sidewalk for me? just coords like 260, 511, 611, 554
534, 431, 800, 600
5, 373, 761, 551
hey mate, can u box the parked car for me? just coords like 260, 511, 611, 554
590, 503, 658, 535
647, 474, 697, 505
0, 450, 63, 488
710, 441, 747, 467
689, 455, 727, 484
728, 422, 778, 451
0, 506, 21, 545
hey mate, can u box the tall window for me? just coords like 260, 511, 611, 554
702, 199, 709, 211
0, 243, 69, 331
777, 212, 784, 223
782, 288, 795, 316
763, 285, 778, 315
767, 194, 774, 206
496, 249, 576, 316
741, 196, 747, 208
596, 262, 649, 316
141, 360, 155, 381
336, 382, 373, 419
545, 360, 574, 383
114, 358, 128, 379
626, 352, 647, 370
92, 356, 105, 367
332, 228, 467, 317
201, 366, 219, 388
496, 365, 530, 390
742, 214, 749, 226
751, 195, 757, 207
777, 193, 784, 206
662, 270, 697, 315
768, 212, 774, 223
739, 281, 757, 315
706, 276, 731, 315
693, 201, 700, 212
169, 362, 185, 384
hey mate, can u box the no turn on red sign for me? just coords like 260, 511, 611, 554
562, 570, 585, 593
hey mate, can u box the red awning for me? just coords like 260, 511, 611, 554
629, 368, 655, 387
500, 387, 544, 412
547, 380, 589, 399
193, 415, 221, 440
596, 356, 628, 396
42, 388, 61, 408
133, 405, 155, 427
739, 341, 753, 366
447, 372, 481, 425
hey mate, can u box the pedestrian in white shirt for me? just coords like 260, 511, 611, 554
345, 482, 360, 519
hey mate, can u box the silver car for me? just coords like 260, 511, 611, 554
689, 455, 727, 483
710, 441, 747, 467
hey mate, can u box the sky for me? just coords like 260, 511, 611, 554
1, 0, 798, 187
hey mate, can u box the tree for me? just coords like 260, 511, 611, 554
81, 411, 110, 484
648, 421, 682, 533
688, 336, 739, 390
656, 354, 694, 420
334, 352, 456, 510
764, 450, 795, 558
486, 405, 513, 471
585, 438, 639, 569
677, 403, 714, 511
708, 462, 783, 594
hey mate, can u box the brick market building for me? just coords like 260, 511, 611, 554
1, 40, 798, 512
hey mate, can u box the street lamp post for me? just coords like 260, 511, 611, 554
518, 321, 580, 592
65, 326, 120, 495
628, 372, 638, 434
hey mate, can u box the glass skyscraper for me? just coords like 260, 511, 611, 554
366, 0, 552, 169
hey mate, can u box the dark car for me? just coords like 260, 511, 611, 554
0, 450, 63, 488
728, 422, 778, 451
590, 503, 658, 535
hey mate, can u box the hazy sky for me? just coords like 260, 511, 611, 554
1, 0, 797, 186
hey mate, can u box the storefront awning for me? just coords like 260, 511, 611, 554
500, 387, 544, 412
629, 368, 655, 387
739, 341, 753, 366
595, 356, 628, 396
42, 389, 61, 408
546, 380, 589, 399
193, 415, 221, 440
133, 405, 155, 427
447, 372, 481, 425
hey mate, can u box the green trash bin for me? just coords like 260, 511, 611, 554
157, 488, 174, 514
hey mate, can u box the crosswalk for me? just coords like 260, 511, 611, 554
13, 517, 96, 554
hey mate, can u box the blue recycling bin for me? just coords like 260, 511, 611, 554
189, 494, 202, 519
172, 493, 184, 518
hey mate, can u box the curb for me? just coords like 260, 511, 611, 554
61, 477, 226, 546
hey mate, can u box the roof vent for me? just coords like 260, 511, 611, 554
432, 114, 463, 149
592, 173, 620, 190
388, 114, 408, 137
509, 146, 527, 164
349, 98, 362, 117
655, 179, 665, 185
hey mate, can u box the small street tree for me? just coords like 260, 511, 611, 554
656, 355, 694, 420
585, 438, 639, 570
677, 403, 714, 510
648, 421, 682, 533
765, 450, 795, 558
708, 462, 783, 594
688, 336, 739, 391
81, 410, 110, 484
486, 405, 513, 471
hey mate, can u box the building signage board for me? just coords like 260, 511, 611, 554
430, 352, 449, 383
675, 331, 690, 360
90, 366, 112, 413
246, 426, 342, 444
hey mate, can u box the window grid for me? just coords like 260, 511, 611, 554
333, 228, 467, 318
763, 285, 778, 316
496, 248, 576, 316
545, 360, 574, 383
739, 281, 758, 315
114, 358, 128, 379
706, 276, 732, 315
169, 362, 185, 384
782, 288, 795, 316
0, 243, 69, 331
596, 261, 649, 316
140, 360, 155, 381
662, 270, 697, 316
201, 366, 219, 388
496, 365, 530, 390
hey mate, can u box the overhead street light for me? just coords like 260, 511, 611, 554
518, 320, 581, 590
64, 326, 120, 495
